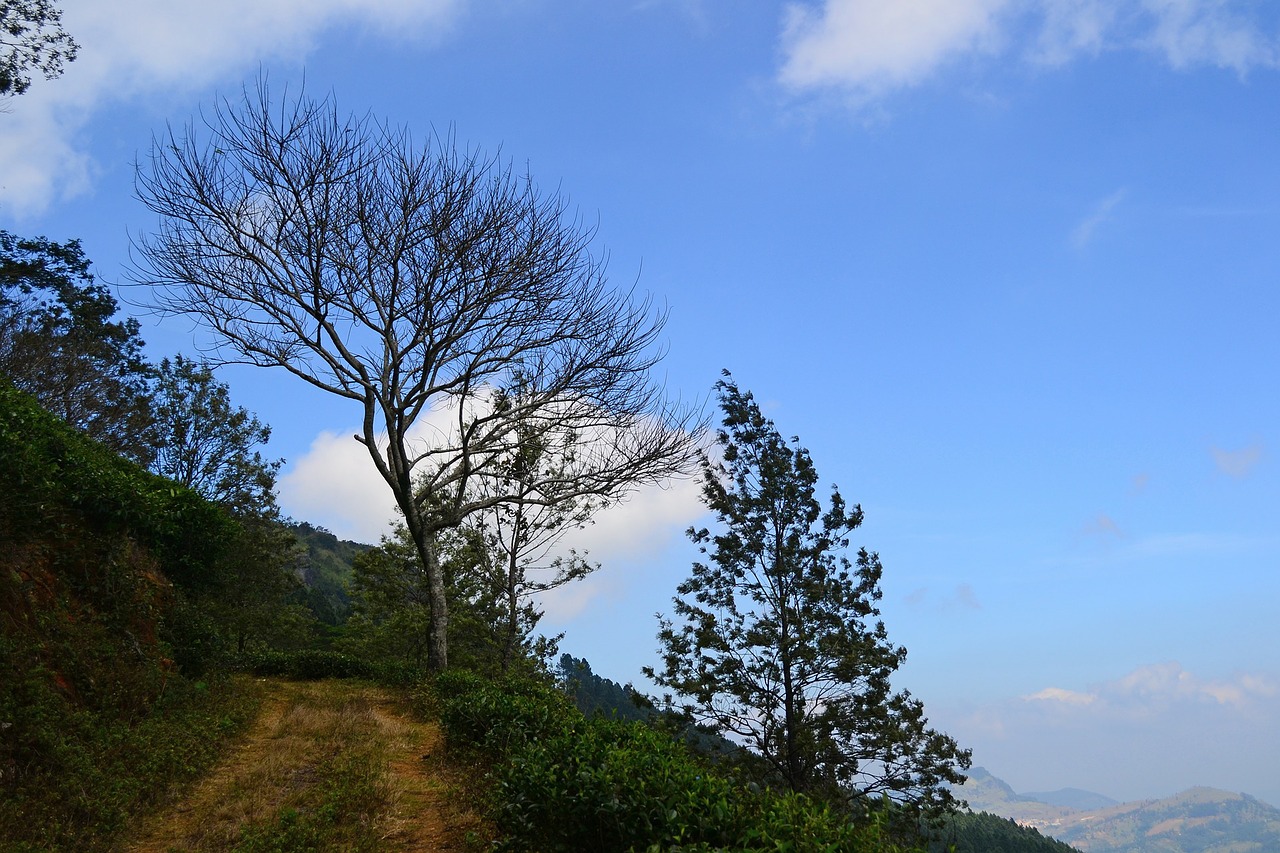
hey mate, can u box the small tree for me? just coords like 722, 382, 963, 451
460, 380, 604, 670
133, 81, 700, 671
345, 523, 536, 673
151, 354, 281, 516
647, 374, 970, 818
147, 358, 304, 657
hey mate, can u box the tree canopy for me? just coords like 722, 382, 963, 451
151, 354, 281, 517
0, 0, 78, 96
0, 230, 155, 463
647, 373, 970, 817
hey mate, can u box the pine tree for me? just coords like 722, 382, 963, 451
647, 373, 970, 817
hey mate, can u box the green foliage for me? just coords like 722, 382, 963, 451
340, 528, 434, 668
648, 373, 970, 816
432, 671, 926, 853
0, 0, 78, 95
432, 669, 578, 755
0, 379, 234, 671
226, 648, 422, 685
0, 231, 154, 462
559, 653, 655, 723
151, 354, 281, 516
0, 675, 263, 852
0, 381, 304, 848
288, 521, 365, 626
343, 524, 557, 677
924, 811, 1081, 853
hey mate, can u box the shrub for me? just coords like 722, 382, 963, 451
429, 670, 926, 853
232, 649, 380, 680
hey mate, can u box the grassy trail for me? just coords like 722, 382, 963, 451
122, 678, 487, 852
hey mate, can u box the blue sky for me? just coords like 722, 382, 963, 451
3, 0, 1278, 807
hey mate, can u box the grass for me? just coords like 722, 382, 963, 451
123, 678, 491, 852
0, 674, 264, 853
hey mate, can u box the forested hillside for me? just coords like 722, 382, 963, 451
288, 520, 366, 629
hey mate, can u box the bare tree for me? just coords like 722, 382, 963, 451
131, 81, 700, 670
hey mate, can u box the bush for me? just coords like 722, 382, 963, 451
430, 670, 925, 853
432, 669, 577, 756
232, 649, 379, 680
0, 674, 263, 851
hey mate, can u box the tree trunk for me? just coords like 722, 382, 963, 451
423, 541, 449, 671
398, 484, 449, 672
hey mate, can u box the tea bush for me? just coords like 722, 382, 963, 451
431, 671, 925, 853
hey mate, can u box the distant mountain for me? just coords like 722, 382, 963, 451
1022, 787, 1119, 812
960, 767, 1091, 825
1047, 788, 1280, 853
961, 769, 1280, 853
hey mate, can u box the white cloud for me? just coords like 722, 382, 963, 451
777, 1, 1280, 102
1032, 0, 1117, 65
779, 0, 1010, 97
276, 428, 399, 543
555, 474, 705, 565
0, 0, 463, 216
1211, 441, 1264, 478
277, 394, 707, 620
278, 419, 704, 623
537, 476, 705, 622
1071, 188, 1128, 248
1142, 0, 1280, 73
1025, 686, 1096, 705
1025, 662, 1280, 714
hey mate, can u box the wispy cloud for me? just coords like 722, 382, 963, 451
1081, 512, 1124, 540
1025, 685, 1096, 705
1211, 441, 1264, 478
939, 662, 1280, 803
1024, 662, 1280, 713
0, 0, 463, 216
904, 583, 983, 612
1052, 529, 1274, 568
1072, 188, 1128, 247
778, 1, 1280, 102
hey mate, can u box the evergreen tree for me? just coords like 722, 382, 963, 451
647, 373, 970, 818
0, 231, 154, 462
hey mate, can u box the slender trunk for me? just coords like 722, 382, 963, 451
423, 541, 449, 671
401, 505, 449, 671
774, 526, 803, 791
501, 544, 520, 672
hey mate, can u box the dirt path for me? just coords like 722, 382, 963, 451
122, 678, 488, 852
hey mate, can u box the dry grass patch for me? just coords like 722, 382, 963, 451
124, 678, 488, 852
